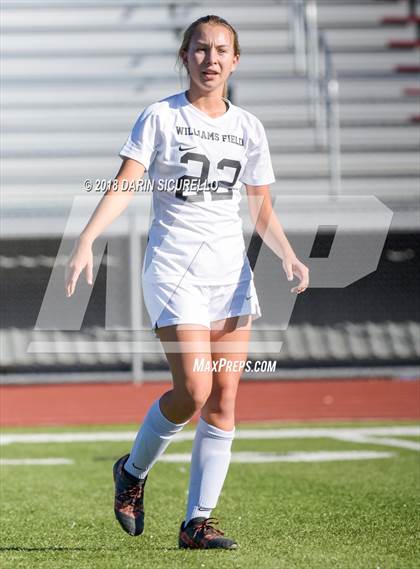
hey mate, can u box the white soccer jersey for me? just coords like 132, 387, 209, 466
119, 90, 275, 285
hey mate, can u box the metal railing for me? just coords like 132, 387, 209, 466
290, 0, 342, 197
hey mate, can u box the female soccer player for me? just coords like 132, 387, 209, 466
65, 15, 309, 550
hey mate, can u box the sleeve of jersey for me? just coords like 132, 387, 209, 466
118, 107, 159, 170
239, 119, 276, 186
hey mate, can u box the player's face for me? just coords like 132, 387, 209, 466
183, 24, 239, 94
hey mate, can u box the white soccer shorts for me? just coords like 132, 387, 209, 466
142, 278, 261, 335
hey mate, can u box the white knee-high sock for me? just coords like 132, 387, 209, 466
124, 398, 189, 480
185, 417, 235, 523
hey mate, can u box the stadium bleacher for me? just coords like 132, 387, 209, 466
1, 0, 419, 380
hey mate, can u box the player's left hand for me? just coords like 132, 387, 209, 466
282, 255, 309, 294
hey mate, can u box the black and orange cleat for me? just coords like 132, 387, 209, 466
178, 517, 238, 550
113, 454, 147, 536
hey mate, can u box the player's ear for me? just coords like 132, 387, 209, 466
231, 53, 240, 72
181, 49, 188, 70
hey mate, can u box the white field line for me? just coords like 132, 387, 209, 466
350, 436, 420, 451
1, 426, 419, 449
0, 458, 74, 465
0, 452, 394, 466
0, 432, 139, 445
161, 451, 395, 463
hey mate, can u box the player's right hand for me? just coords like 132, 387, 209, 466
65, 237, 93, 297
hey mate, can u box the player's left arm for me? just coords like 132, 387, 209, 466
245, 184, 309, 293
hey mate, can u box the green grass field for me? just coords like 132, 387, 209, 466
1, 420, 419, 569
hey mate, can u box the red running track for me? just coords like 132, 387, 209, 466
1, 379, 419, 427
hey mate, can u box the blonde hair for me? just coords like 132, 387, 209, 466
177, 15, 240, 99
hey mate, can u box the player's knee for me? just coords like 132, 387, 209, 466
189, 387, 211, 412
205, 388, 237, 419
174, 383, 211, 413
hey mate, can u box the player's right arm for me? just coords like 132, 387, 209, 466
65, 158, 146, 297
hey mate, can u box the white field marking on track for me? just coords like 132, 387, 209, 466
160, 451, 395, 463
0, 458, 74, 466
1, 426, 419, 448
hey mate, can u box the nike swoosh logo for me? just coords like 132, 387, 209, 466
131, 462, 147, 471
179, 145, 197, 151
246, 295, 252, 300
